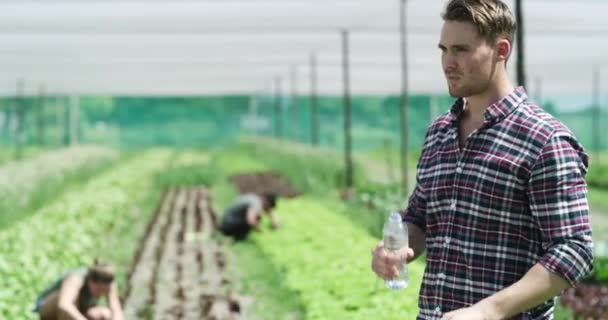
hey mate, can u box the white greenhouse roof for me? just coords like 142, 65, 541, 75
1, 0, 607, 96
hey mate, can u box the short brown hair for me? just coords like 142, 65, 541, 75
88, 258, 115, 284
442, 0, 516, 44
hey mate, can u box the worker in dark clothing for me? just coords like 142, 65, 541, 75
220, 193, 279, 240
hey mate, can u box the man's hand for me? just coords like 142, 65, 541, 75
246, 208, 262, 227
270, 220, 281, 229
370, 241, 413, 280
440, 306, 488, 320
441, 301, 500, 320
441, 263, 571, 320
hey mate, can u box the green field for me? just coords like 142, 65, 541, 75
0, 138, 605, 319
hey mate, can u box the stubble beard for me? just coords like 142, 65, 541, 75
448, 78, 489, 98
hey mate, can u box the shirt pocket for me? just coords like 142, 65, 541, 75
468, 151, 532, 225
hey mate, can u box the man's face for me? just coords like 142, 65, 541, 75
88, 280, 111, 298
439, 21, 496, 98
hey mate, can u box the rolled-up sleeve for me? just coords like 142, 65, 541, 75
528, 132, 594, 286
403, 128, 434, 232
403, 176, 428, 232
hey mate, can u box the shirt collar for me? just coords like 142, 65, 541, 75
450, 86, 528, 124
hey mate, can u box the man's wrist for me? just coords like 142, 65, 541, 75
474, 297, 504, 320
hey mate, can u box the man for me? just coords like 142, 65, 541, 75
371, 1, 593, 319
35, 259, 124, 320
220, 193, 279, 240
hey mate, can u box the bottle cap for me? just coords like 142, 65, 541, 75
389, 211, 401, 223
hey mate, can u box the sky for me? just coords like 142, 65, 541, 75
0, 0, 606, 109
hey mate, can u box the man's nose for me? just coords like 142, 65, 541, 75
443, 55, 457, 71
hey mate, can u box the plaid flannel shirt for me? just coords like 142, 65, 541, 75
404, 87, 594, 320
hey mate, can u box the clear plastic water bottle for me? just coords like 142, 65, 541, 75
383, 211, 409, 290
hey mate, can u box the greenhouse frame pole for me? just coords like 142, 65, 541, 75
515, 0, 527, 88
341, 30, 353, 189
15, 79, 25, 160
593, 68, 601, 161
399, 0, 410, 196
37, 84, 46, 147
274, 76, 283, 139
290, 65, 298, 142
310, 52, 319, 146
56, 94, 64, 147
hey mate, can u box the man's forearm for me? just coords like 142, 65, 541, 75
475, 263, 571, 319
406, 223, 426, 261
111, 309, 124, 320
109, 291, 124, 320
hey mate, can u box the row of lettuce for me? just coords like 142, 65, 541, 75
0, 146, 118, 229
0, 148, 172, 319
247, 197, 424, 319
188, 139, 424, 318
0, 140, 410, 319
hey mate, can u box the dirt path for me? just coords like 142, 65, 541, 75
123, 187, 242, 320
229, 172, 299, 198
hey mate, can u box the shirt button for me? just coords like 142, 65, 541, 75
456, 166, 462, 174
445, 237, 451, 245
438, 273, 446, 280
435, 306, 442, 314
450, 202, 456, 210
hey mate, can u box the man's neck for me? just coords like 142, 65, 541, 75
465, 74, 515, 121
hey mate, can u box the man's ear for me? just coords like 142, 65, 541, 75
496, 39, 511, 62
